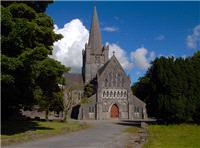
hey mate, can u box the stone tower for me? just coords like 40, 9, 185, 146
82, 6, 109, 84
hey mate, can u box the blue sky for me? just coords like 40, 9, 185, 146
47, 1, 200, 83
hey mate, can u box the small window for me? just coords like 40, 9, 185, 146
124, 91, 127, 97
134, 106, 137, 112
114, 91, 116, 97
103, 91, 106, 97
117, 91, 120, 97
89, 106, 94, 113
110, 91, 113, 97
134, 106, 140, 113
95, 56, 100, 63
137, 107, 140, 113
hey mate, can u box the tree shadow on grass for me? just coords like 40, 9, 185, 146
2, 120, 53, 135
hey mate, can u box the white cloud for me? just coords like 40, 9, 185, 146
149, 51, 156, 60
187, 24, 200, 49
103, 27, 118, 32
51, 18, 155, 74
154, 35, 165, 41
107, 43, 133, 70
51, 19, 131, 73
51, 19, 89, 73
131, 47, 155, 70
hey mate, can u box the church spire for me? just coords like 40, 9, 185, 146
88, 6, 102, 53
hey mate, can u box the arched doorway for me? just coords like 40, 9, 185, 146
71, 105, 80, 119
110, 104, 119, 118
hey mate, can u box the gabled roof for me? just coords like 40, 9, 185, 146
132, 95, 146, 106
97, 54, 126, 76
97, 58, 111, 75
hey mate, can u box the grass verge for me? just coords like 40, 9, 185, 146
1, 120, 89, 145
143, 124, 200, 148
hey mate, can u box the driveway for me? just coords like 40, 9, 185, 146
4, 120, 144, 148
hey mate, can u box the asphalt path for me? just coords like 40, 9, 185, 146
3, 120, 140, 148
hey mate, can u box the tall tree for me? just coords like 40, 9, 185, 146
1, 1, 68, 119
132, 52, 200, 123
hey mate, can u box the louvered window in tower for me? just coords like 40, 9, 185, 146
95, 56, 100, 63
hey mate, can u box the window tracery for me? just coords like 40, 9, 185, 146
117, 73, 121, 87
105, 78, 108, 87
108, 73, 112, 87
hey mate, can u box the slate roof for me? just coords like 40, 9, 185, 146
132, 95, 146, 105
97, 54, 126, 76
97, 58, 111, 75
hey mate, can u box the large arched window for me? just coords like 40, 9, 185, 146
113, 74, 116, 87
108, 72, 112, 87
105, 78, 108, 87
117, 73, 121, 87
121, 78, 124, 87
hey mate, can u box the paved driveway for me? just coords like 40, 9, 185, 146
4, 120, 141, 148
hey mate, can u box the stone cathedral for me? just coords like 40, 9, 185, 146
65, 6, 147, 120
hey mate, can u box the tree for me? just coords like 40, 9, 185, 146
84, 78, 97, 98
132, 52, 200, 123
1, 1, 68, 120
35, 58, 69, 120
62, 83, 83, 122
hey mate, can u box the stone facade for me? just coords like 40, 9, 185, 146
65, 6, 147, 120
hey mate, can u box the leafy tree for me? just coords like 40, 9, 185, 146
84, 78, 97, 98
62, 83, 83, 122
1, 1, 68, 120
132, 52, 200, 123
34, 58, 69, 120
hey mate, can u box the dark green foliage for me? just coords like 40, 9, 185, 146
84, 78, 97, 98
1, 1, 68, 120
2, 1, 53, 13
132, 52, 200, 123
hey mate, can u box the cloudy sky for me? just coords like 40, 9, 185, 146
46, 1, 200, 83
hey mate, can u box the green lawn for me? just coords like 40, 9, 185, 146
143, 124, 200, 148
1, 120, 89, 145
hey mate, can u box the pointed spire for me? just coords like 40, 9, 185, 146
88, 6, 102, 53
